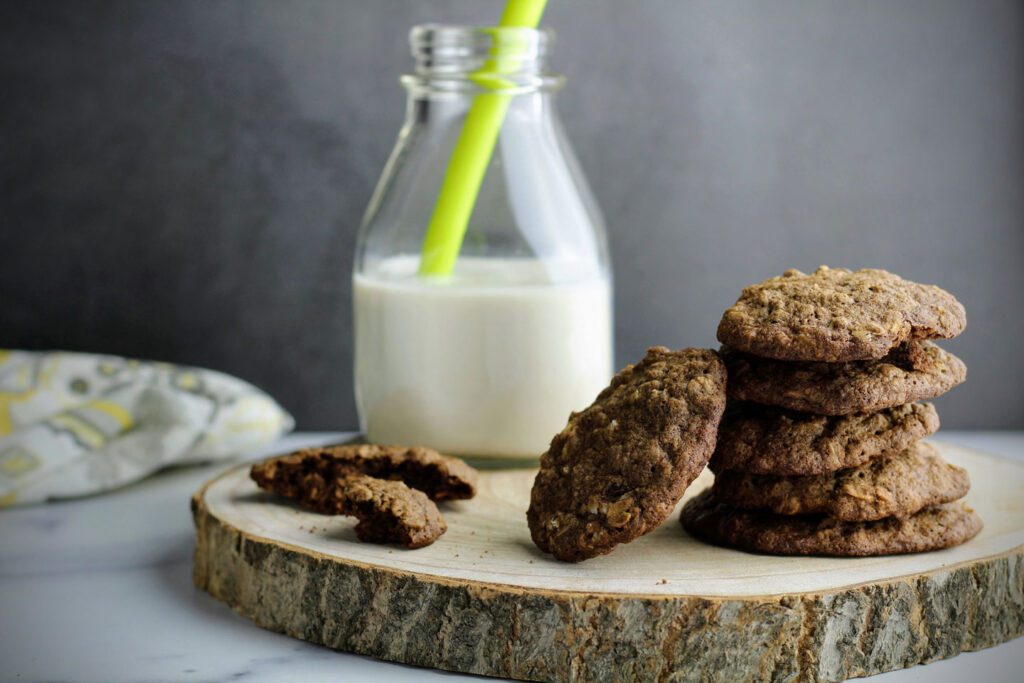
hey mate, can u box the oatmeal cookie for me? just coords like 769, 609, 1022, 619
527, 347, 727, 562
681, 490, 981, 556
251, 443, 476, 502
711, 442, 969, 521
723, 342, 965, 415
710, 402, 940, 475
717, 266, 965, 362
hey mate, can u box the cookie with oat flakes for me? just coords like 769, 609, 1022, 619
710, 402, 940, 476
710, 442, 969, 522
722, 342, 965, 416
527, 347, 727, 562
681, 490, 981, 557
717, 266, 965, 362
251, 443, 476, 502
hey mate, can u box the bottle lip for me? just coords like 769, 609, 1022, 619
410, 24, 554, 61
406, 24, 562, 94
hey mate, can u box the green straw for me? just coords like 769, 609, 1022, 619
418, 0, 549, 276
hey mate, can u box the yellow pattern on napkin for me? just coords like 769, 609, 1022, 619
0, 350, 294, 506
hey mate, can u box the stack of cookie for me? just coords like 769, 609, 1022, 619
682, 266, 982, 556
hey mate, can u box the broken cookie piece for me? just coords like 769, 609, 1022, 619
324, 475, 446, 548
251, 443, 477, 502
251, 444, 477, 548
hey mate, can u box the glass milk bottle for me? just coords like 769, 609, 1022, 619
353, 25, 612, 460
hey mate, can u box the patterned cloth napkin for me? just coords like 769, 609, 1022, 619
0, 350, 294, 507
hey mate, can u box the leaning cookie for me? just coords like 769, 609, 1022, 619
723, 341, 965, 415
251, 443, 477, 502
527, 347, 727, 562
717, 266, 966, 362
711, 402, 940, 476
710, 442, 969, 522
681, 489, 981, 557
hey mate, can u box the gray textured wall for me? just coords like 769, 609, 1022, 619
2, 1, 1022, 429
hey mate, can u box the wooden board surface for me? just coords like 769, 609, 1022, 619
193, 441, 1024, 682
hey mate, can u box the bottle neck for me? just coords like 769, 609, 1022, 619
403, 24, 562, 96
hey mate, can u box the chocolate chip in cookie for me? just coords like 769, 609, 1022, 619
710, 442, 969, 522
717, 266, 966, 362
681, 489, 981, 556
723, 341, 965, 415
527, 347, 727, 562
711, 402, 940, 476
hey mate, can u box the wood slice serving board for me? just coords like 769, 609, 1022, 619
192, 441, 1024, 682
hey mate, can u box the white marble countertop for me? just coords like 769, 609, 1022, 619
2, 431, 1022, 683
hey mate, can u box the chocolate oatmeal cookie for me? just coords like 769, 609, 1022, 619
710, 402, 940, 475
527, 347, 727, 562
710, 442, 969, 521
251, 444, 477, 502
251, 444, 475, 548
681, 489, 982, 556
723, 341, 966, 415
717, 266, 966, 362
311, 475, 447, 548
